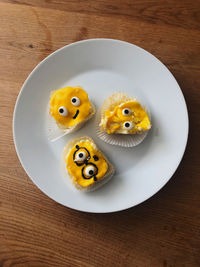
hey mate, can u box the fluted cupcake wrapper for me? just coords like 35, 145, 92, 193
46, 102, 72, 142
96, 110, 149, 147
46, 101, 96, 142
96, 92, 151, 147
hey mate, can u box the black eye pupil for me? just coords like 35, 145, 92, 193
79, 153, 83, 158
72, 98, 76, 103
59, 108, 64, 113
124, 109, 129, 114
89, 170, 94, 175
125, 122, 130, 128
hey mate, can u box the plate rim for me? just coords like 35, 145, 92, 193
13, 38, 189, 213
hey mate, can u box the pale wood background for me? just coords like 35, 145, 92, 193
0, 0, 200, 266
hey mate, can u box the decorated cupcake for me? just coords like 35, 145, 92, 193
63, 137, 114, 191
47, 86, 95, 141
97, 92, 151, 147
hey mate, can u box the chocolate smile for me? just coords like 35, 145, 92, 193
73, 109, 79, 119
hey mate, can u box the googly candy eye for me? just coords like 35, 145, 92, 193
123, 121, 134, 130
75, 151, 87, 162
58, 106, 68, 116
84, 165, 97, 177
71, 97, 80, 107
122, 108, 132, 116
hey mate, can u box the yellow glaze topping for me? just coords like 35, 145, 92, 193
50, 86, 91, 127
101, 101, 151, 134
66, 140, 108, 187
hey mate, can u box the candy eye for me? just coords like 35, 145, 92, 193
123, 121, 134, 130
75, 151, 87, 162
71, 97, 80, 106
58, 106, 68, 116
84, 165, 97, 177
74, 148, 90, 166
122, 108, 132, 116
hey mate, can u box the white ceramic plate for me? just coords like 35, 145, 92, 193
13, 39, 188, 213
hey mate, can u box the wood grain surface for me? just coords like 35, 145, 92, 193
0, 0, 200, 266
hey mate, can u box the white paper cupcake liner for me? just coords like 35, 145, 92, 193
96, 93, 151, 147
46, 102, 72, 142
46, 101, 96, 142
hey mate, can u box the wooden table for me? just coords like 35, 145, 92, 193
0, 0, 200, 266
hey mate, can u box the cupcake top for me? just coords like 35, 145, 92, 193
50, 86, 91, 127
66, 139, 108, 188
100, 96, 151, 134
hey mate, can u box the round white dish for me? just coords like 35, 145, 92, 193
13, 39, 188, 213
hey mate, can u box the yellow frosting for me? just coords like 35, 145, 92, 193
50, 86, 91, 127
66, 140, 108, 187
101, 100, 151, 134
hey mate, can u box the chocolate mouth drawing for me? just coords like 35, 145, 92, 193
73, 109, 79, 119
